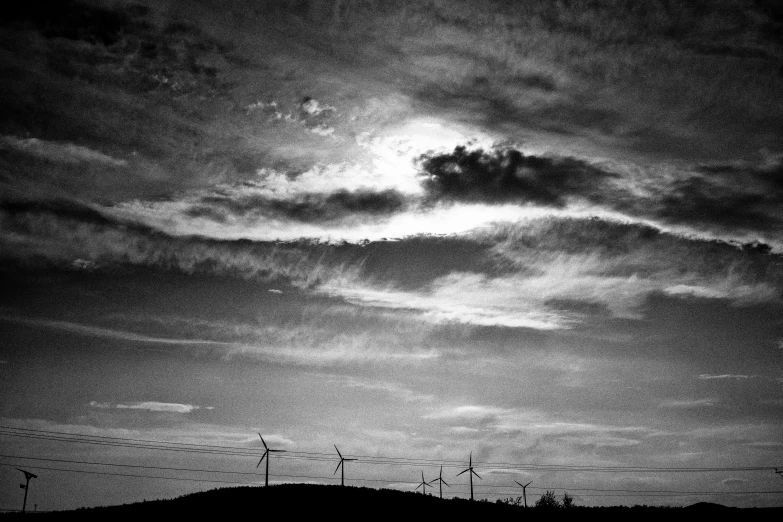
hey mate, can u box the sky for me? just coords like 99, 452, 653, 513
1, 0, 782, 511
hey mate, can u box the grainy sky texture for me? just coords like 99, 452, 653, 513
1, 0, 782, 510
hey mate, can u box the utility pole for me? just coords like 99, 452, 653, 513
16, 468, 38, 513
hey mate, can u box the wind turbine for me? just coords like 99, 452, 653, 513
457, 452, 481, 501
515, 480, 533, 508
255, 434, 287, 487
333, 445, 357, 486
16, 468, 37, 513
415, 471, 432, 495
430, 465, 450, 499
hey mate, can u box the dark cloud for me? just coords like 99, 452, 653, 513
696, 156, 783, 191
2, 0, 132, 45
354, 234, 508, 290
418, 145, 783, 243
0, 199, 126, 228
419, 146, 618, 206
654, 176, 781, 232
641, 157, 783, 236
0, 0, 273, 201
267, 189, 407, 221
304, 0, 783, 159
185, 188, 407, 223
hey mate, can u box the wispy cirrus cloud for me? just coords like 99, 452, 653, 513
0, 199, 365, 286
721, 478, 749, 487
0, 417, 267, 447
320, 273, 573, 330
659, 398, 717, 408
697, 374, 756, 380
1, 313, 440, 366
554, 435, 641, 448
318, 246, 779, 330
2, 194, 779, 334
103, 194, 547, 243
0, 315, 236, 347
424, 404, 657, 446
248, 433, 296, 448
331, 376, 434, 403
221, 331, 441, 366
424, 405, 517, 421
89, 401, 210, 413
0, 136, 128, 167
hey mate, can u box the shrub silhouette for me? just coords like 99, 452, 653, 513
535, 490, 561, 508
534, 491, 575, 508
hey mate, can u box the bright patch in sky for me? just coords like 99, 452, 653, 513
1, 0, 782, 512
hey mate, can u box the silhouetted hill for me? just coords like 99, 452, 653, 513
3, 485, 781, 521
684, 501, 731, 510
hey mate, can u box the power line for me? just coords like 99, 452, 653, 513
2, 426, 779, 474
1, 456, 782, 498
0, 430, 341, 466
2, 462, 781, 499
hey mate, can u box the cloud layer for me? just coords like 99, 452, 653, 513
89, 401, 207, 413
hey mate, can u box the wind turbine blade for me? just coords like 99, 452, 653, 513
258, 434, 268, 450
345, 458, 358, 461
439, 465, 443, 478
472, 470, 482, 480
334, 445, 342, 458
442, 479, 450, 487
515, 481, 523, 487
334, 461, 342, 475
456, 469, 468, 476
256, 453, 266, 468
525, 481, 532, 487
16, 468, 37, 479
269, 449, 287, 452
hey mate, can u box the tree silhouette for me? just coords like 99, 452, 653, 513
534, 490, 561, 508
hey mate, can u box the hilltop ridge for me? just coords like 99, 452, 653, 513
7, 484, 780, 521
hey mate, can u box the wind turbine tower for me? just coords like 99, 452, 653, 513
16, 468, 37, 513
256, 434, 287, 487
457, 452, 481, 501
333, 445, 357, 486
515, 480, 533, 508
415, 471, 432, 495
430, 465, 450, 499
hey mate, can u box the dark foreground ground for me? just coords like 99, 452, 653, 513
2, 485, 781, 521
